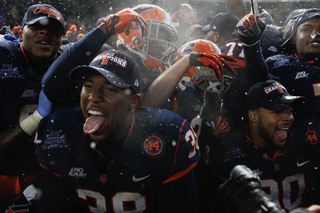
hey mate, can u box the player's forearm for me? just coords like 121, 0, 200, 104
140, 55, 190, 108
244, 42, 271, 82
43, 28, 108, 106
0, 124, 30, 158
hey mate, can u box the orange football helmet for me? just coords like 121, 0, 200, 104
117, 4, 178, 70
175, 39, 233, 93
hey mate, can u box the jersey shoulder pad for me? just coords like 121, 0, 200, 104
36, 108, 84, 175
266, 54, 294, 69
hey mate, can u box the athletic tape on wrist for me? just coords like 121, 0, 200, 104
19, 110, 43, 136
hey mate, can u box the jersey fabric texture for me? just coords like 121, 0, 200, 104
199, 126, 320, 212
0, 41, 41, 176
35, 107, 200, 212
267, 54, 320, 120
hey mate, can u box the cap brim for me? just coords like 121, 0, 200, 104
201, 24, 211, 32
69, 65, 131, 89
264, 95, 307, 112
25, 17, 65, 34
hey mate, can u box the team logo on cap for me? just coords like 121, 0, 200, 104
305, 130, 319, 145
93, 52, 128, 68
141, 134, 165, 157
264, 82, 285, 94
33, 5, 61, 20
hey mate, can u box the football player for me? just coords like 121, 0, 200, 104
140, 39, 238, 135
203, 80, 320, 211
236, 8, 320, 121
117, 4, 178, 91
0, 4, 64, 211
35, 49, 200, 212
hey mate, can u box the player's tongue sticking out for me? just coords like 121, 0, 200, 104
83, 115, 107, 134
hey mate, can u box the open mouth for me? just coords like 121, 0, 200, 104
36, 40, 52, 47
275, 126, 290, 141
83, 110, 108, 134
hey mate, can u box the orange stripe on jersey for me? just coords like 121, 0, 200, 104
20, 44, 29, 63
162, 161, 198, 184
169, 119, 188, 175
35, 143, 63, 177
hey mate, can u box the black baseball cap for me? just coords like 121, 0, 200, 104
22, 4, 65, 35
70, 50, 142, 94
282, 8, 320, 50
201, 12, 239, 35
247, 80, 306, 111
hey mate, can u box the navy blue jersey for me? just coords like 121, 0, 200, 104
220, 38, 245, 68
161, 82, 228, 138
200, 127, 320, 211
0, 41, 44, 175
267, 54, 320, 120
35, 107, 200, 212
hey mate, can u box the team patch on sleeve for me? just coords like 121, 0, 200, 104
305, 130, 319, 145
38, 130, 71, 151
141, 134, 165, 157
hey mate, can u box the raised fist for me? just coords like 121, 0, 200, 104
104, 8, 148, 37
236, 13, 266, 46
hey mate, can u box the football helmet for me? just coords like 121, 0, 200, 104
175, 39, 233, 93
117, 4, 178, 70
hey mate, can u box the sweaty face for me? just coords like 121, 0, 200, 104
256, 106, 294, 149
80, 74, 133, 142
20, 21, 63, 62
294, 18, 320, 60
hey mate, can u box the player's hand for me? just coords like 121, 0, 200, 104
189, 52, 237, 81
37, 90, 53, 118
104, 8, 148, 37
213, 116, 231, 135
236, 13, 266, 46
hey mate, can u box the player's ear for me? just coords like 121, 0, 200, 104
212, 32, 220, 43
248, 109, 258, 123
129, 93, 141, 110
18, 28, 23, 42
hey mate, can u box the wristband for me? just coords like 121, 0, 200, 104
19, 110, 43, 136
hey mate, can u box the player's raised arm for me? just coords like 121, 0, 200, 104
42, 8, 148, 107
236, 12, 271, 82
141, 45, 236, 108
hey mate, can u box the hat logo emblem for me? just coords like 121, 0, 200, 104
264, 83, 284, 94
33, 5, 61, 20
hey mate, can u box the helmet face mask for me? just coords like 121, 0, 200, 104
117, 4, 178, 70
140, 19, 178, 67
176, 39, 232, 94
192, 66, 232, 94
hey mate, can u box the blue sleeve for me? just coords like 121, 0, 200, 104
42, 28, 108, 107
243, 41, 271, 82
157, 116, 200, 212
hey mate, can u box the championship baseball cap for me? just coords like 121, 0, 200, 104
22, 4, 65, 35
247, 80, 306, 111
70, 50, 142, 94
201, 12, 240, 35
282, 8, 320, 50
